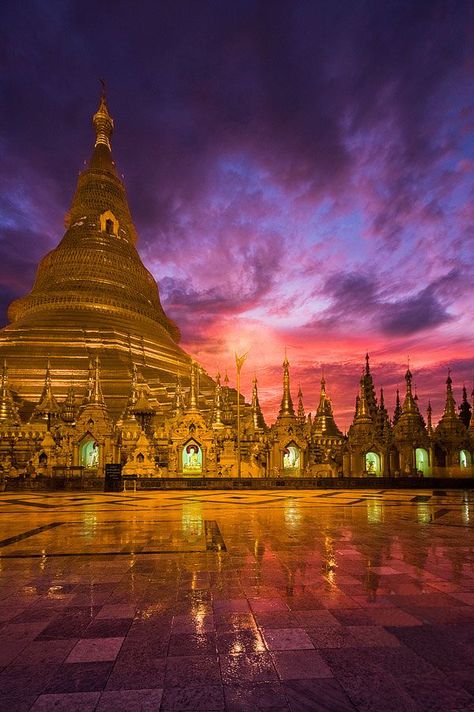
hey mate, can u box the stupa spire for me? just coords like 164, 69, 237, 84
279, 351, 295, 418
354, 373, 371, 423
313, 374, 342, 436
402, 366, 418, 414
188, 361, 199, 412
88, 356, 106, 408
211, 372, 224, 429
459, 385, 472, 428
33, 359, 60, 429
375, 386, 391, 438
362, 353, 378, 419
251, 376, 266, 430
297, 384, 305, 425
61, 385, 77, 425
427, 399, 433, 436
443, 370, 456, 419
130, 379, 155, 430
93, 80, 114, 150
393, 388, 402, 425
173, 372, 186, 415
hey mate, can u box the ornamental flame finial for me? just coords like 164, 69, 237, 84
93, 81, 114, 150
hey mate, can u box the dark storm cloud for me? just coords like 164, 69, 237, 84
1, 0, 471, 238
378, 269, 461, 336
305, 269, 459, 336
0, 0, 472, 425
379, 290, 451, 336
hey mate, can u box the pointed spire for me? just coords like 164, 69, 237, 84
34, 359, 60, 429
221, 369, 233, 425
80, 355, 106, 411
83, 355, 94, 405
401, 366, 419, 415
362, 353, 378, 419
119, 364, 139, 422
459, 385, 472, 429
393, 366, 427, 439
354, 373, 372, 424
93, 80, 114, 151
89, 356, 105, 406
173, 371, 186, 415
297, 384, 305, 425
0, 360, 20, 426
443, 369, 457, 419
61, 385, 77, 424
375, 386, 391, 439
313, 374, 342, 437
427, 400, 433, 436
130, 363, 138, 405
393, 388, 402, 425
188, 361, 199, 412
436, 371, 467, 439
279, 353, 295, 418
211, 372, 224, 429
130, 381, 155, 430
251, 376, 266, 430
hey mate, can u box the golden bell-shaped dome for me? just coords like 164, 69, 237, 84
0, 89, 212, 420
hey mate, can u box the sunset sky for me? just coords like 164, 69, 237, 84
1, 1, 473, 429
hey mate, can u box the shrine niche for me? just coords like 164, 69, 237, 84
460, 449, 472, 469
365, 451, 381, 475
99, 210, 119, 236
282, 442, 300, 473
182, 440, 203, 474
416, 447, 429, 475
80, 434, 99, 469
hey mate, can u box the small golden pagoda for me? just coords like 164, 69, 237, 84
0, 89, 213, 419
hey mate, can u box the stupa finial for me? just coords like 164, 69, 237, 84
93, 80, 114, 150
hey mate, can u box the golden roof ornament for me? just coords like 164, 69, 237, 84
354, 373, 371, 424
173, 372, 186, 414
251, 376, 266, 430
33, 359, 60, 429
92, 80, 114, 150
278, 351, 295, 418
211, 372, 224, 429
297, 384, 305, 425
313, 375, 342, 436
188, 361, 199, 412
61, 385, 77, 424
87, 356, 106, 408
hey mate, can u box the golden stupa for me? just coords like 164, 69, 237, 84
0, 90, 213, 419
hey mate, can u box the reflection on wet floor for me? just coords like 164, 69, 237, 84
0, 489, 473, 710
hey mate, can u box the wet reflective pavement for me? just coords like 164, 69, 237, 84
0, 489, 473, 710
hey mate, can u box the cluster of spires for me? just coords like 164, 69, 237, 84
0, 357, 106, 430
0, 353, 472, 437
351, 355, 473, 437
277, 353, 343, 437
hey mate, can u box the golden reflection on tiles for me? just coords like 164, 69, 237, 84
0, 490, 473, 709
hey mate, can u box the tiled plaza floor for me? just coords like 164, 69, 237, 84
0, 489, 473, 710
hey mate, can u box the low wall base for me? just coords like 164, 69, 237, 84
2, 476, 474, 491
